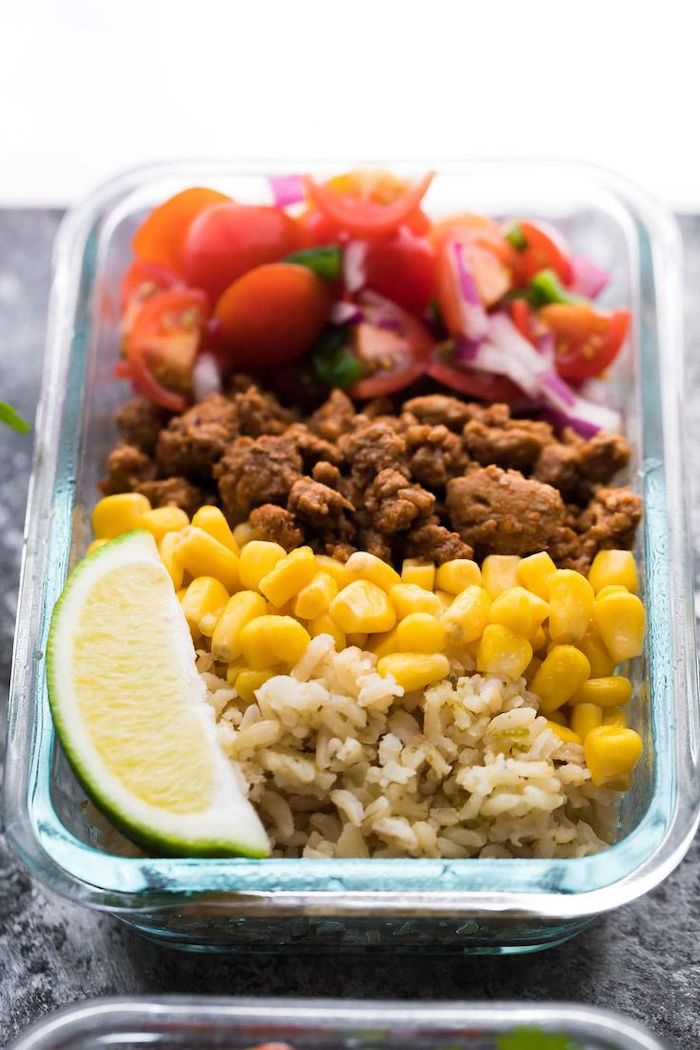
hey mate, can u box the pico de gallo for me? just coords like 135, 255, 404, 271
117, 169, 630, 434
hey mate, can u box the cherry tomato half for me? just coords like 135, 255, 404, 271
510, 298, 535, 344
540, 303, 630, 382
363, 228, 437, 315
132, 187, 230, 272
435, 238, 511, 332
127, 289, 209, 411
426, 358, 528, 405
305, 169, 434, 239
214, 263, 331, 367
183, 203, 300, 302
513, 220, 574, 287
348, 308, 434, 399
119, 260, 183, 335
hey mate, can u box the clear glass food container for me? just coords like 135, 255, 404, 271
4, 161, 698, 953
5, 997, 666, 1050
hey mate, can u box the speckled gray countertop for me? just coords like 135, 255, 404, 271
1, 211, 699, 1048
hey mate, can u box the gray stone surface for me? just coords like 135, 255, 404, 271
1, 210, 698, 1048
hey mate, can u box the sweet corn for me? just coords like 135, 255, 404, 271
308, 612, 346, 651
330, 580, 396, 634
87, 538, 108, 554
176, 587, 187, 602
315, 554, 352, 589
346, 551, 401, 592
481, 555, 522, 598
92, 493, 151, 539
239, 540, 286, 591
396, 612, 446, 654
377, 652, 450, 692
233, 522, 256, 548
594, 591, 645, 663
178, 526, 240, 592
211, 590, 268, 662
570, 702, 603, 741
235, 669, 276, 704
524, 654, 542, 685
584, 725, 643, 787
547, 708, 567, 726
572, 675, 633, 708
603, 706, 627, 728
192, 506, 239, 553
532, 626, 548, 651
596, 585, 629, 600
548, 569, 594, 644
435, 558, 481, 595
181, 577, 229, 637
239, 615, 311, 670
579, 631, 616, 678
517, 551, 557, 600
477, 624, 532, 681
488, 586, 549, 641
367, 627, 401, 660
225, 660, 245, 685
137, 506, 189, 544
389, 583, 442, 619
347, 632, 369, 649
547, 722, 581, 746
158, 532, 185, 589
442, 586, 491, 648
259, 546, 317, 606
293, 571, 339, 619
588, 549, 638, 594
401, 558, 436, 590
531, 645, 591, 714
435, 589, 455, 610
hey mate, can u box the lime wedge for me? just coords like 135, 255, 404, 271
47, 530, 270, 858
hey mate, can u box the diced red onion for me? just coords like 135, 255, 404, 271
537, 332, 556, 366
540, 370, 575, 408
358, 289, 405, 330
570, 255, 610, 298
192, 353, 222, 401
343, 241, 367, 293
450, 241, 489, 340
330, 301, 364, 326
579, 377, 613, 406
454, 336, 485, 362
269, 174, 304, 208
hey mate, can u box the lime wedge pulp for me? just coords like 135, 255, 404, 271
46, 529, 270, 858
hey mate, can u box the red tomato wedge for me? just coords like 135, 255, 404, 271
132, 187, 230, 272
305, 170, 434, 238
119, 260, 183, 335
348, 308, 433, 399
363, 228, 437, 314
426, 358, 526, 404
433, 213, 519, 271
540, 303, 630, 382
127, 289, 209, 411
214, 263, 331, 368
512, 221, 574, 287
510, 298, 535, 344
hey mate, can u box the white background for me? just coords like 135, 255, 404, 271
0, 0, 699, 210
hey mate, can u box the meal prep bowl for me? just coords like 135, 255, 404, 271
4, 161, 698, 953
5, 997, 666, 1050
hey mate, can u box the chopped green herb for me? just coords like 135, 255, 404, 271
311, 326, 364, 390
497, 1028, 581, 1050
285, 245, 342, 282
505, 222, 528, 251
528, 269, 582, 308
0, 402, 30, 433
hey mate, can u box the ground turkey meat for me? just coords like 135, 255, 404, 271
339, 421, 409, 487
405, 521, 474, 564
402, 394, 474, 432
288, 476, 354, 526
116, 398, 170, 454
534, 428, 631, 502
286, 423, 344, 468
308, 389, 356, 442
364, 468, 435, 535
463, 410, 552, 473
135, 477, 208, 517
231, 385, 298, 437
572, 486, 643, 572
404, 423, 467, 488
249, 505, 304, 550
446, 465, 567, 558
99, 443, 155, 495
156, 393, 240, 481
215, 435, 302, 521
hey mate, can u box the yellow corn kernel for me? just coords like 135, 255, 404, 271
435, 589, 454, 611
594, 591, 645, 663
314, 555, 351, 588
517, 551, 557, 600
525, 654, 542, 685
488, 586, 549, 641
87, 538, 108, 555
177, 526, 240, 592
547, 722, 581, 746
579, 631, 616, 678
401, 558, 436, 590
259, 546, 317, 606
481, 555, 522, 598
192, 506, 239, 554
377, 652, 450, 692
548, 569, 594, 644
596, 585, 629, 600
330, 580, 396, 634
176, 586, 187, 602
293, 571, 339, 619
308, 612, 346, 652
603, 706, 627, 728
233, 522, 256, 548
180, 577, 229, 637
367, 627, 401, 660
435, 559, 481, 595
584, 725, 643, 787
531, 645, 591, 714
347, 632, 369, 649
389, 583, 442, 619
92, 493, 151, 540
211, 590, 268, 662
239, 540, 286, 591
137, 506, 189, 545
239, 615, 311, 670
589, 549, 638, 595
547, 707, 566, 726
225, 660, 245, 685
570, 702, 604, 741
235, 669, 275, 704
442, 585, 491, 648
532, 626, 548, 651
345, 551, 401, 592
159, 532, 185, 589
477, 624, 532, 681
572, 675, 633, 708
396, 612, 447, 654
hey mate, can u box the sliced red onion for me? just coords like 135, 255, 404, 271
537, 331, 556, 366
570, 255, 610, 298
343, 240, 367, 293
544, 402, 620, 439
579, 377, 613, 406
454, 336, 485, 362
330, 301, 364, 326
540, 370, 575, 408
192, 353, 222, 401
269, 174, 304, 208
357, 289, 405, 330
450, 241, 489, 340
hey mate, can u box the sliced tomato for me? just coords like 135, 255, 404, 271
433, 213, 519, 272
426, 358, 527, 404
540, 303, 630, 382
348, 308, 433, 399
127, 289, 209, 411
132, 187, 230, 272
306, 169, 433, 239
119, 260, 183, 335
362, 228, 436, 314
510, 298, 535, 344
512, 220, 574, 287
296, 207, 343, 248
